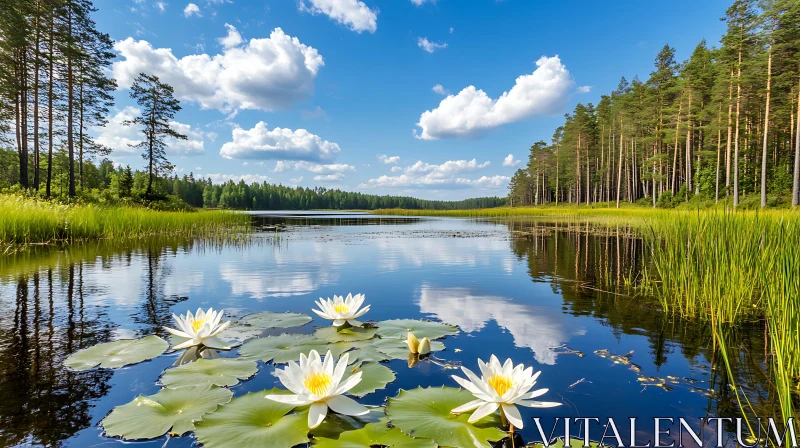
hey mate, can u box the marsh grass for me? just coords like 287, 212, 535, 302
0, 194, 251, 250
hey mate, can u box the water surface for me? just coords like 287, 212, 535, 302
0, 216, 770, 447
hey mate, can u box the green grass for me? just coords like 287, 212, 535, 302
0, 194, 251, 249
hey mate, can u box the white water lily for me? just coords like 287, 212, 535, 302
266, 350, 369, 428
406, 332, 431, 355
164, 308, 233, 351
312, 293, 370, 327
451, 355, 561, 429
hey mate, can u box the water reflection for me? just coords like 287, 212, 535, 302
418, 284, 584, 365
0, 220, 785, 446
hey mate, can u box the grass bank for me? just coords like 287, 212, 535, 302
0, 194, 251, 249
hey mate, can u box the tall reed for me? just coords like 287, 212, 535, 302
0, 194, 250, 247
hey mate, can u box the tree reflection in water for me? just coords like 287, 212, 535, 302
506, 219, 784, 436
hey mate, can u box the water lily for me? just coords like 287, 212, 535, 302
312, 293, 370, 327
266, 350, 369, 428
450, 355, 561, 429
164, 308, 233, 351
406, 332, 431, 355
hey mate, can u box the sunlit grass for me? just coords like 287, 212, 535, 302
0, 194, 251, 249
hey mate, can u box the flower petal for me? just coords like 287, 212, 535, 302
333, 371, 362, 395
308, 402, 329, 429
451, 399, 484, 414
468, 402, 499, 423
516, 400, 562, 408
502, 403, 524, 429
265, 394, 309, 406
164, 326, 192, 339
173, 339, 200, 351
326, 395, 369, 417
332, 319, 347, 327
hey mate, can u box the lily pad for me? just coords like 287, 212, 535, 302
64, 335, 168, 371
371, 338, 445, 360
160, 359, 259, 389
194, 390, 309, 448
240, 334, 329, 363
346, 344, 392, 363
345, 363, 396, 397
315, 326, 378, 343
223, 325, 265, 344
375, 319, 458, 340
386, 387, 506, 448
102, 386, 233, 439
240, 311, 313, 329
312, 421, 436, 448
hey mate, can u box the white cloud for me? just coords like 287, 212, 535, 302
314, 173, 345, 182
299, 0, 378, 34
273, 161, 354, 174
377, 154, 400, 164
289, 176, 304, 184
183, 3, 201, 17
410, 0, 433, 5
204, 173, 272, 184
218, 23, 243, 48
418, 284, 585, 365
94, 106, 206, 156
417, 37, 447, 53
449, 27, 454, 34
577, 85, 592, 93
220, 122, 341, 162
415, 55, 574, 140
502, 153, 522, 167
432, 84, 448, 95
390, 166, 402, 173
113, 27, 324, 113
155, 2, 166, 13
359, 158, 503, 189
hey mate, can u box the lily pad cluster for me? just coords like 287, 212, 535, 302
62, 310, 527, 447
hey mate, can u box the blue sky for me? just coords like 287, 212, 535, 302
95, 0, 729, 200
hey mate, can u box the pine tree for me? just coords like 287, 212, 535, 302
124, 73, 187, 197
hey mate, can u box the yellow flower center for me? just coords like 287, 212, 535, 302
191, 317, 209, 333
487, 374, 514, 397
334, 304, 349, 314
303, 371, 333, 396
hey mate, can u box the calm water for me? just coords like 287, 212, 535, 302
0, 215, 771, 447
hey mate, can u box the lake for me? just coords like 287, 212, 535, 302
0, 214, 769, 447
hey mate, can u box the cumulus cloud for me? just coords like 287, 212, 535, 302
220, 122, 341, 162
390, 166, 402, 173
299, 0, 378, 34
417, 37, 447, 53
183, 3, 201, 17
218, 23, 243, 48
432, 84, 448, 95
204, 173, 272, 184
273, 161, 354, 174
113, 26, 324, 113
359, 158, 505, 189
94, 106, 207, 156
314, 173, 345, 182
577, 85, 592, 93
377, 154, 400, 164
415, 55, 574, 140
502, 154, 522, 167
155, 2, 166, 13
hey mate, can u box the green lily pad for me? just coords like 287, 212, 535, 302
240, 334, 329, 364
371, 338, 445, 360
312, 421, 436, 447
160, 359, 259, 389
102, 386, 233, 439
223, 325, 265, 344
240, 311, 313, 329
64, 335, 168, 371
386, 387, 506, 448
194, 390, 310, 448
346, 343, 392, 363
375, 319, 459, 340
345, 363, 396, 398
314, 326, 378, 343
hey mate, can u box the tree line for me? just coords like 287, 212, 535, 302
509, 0, 800, 208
